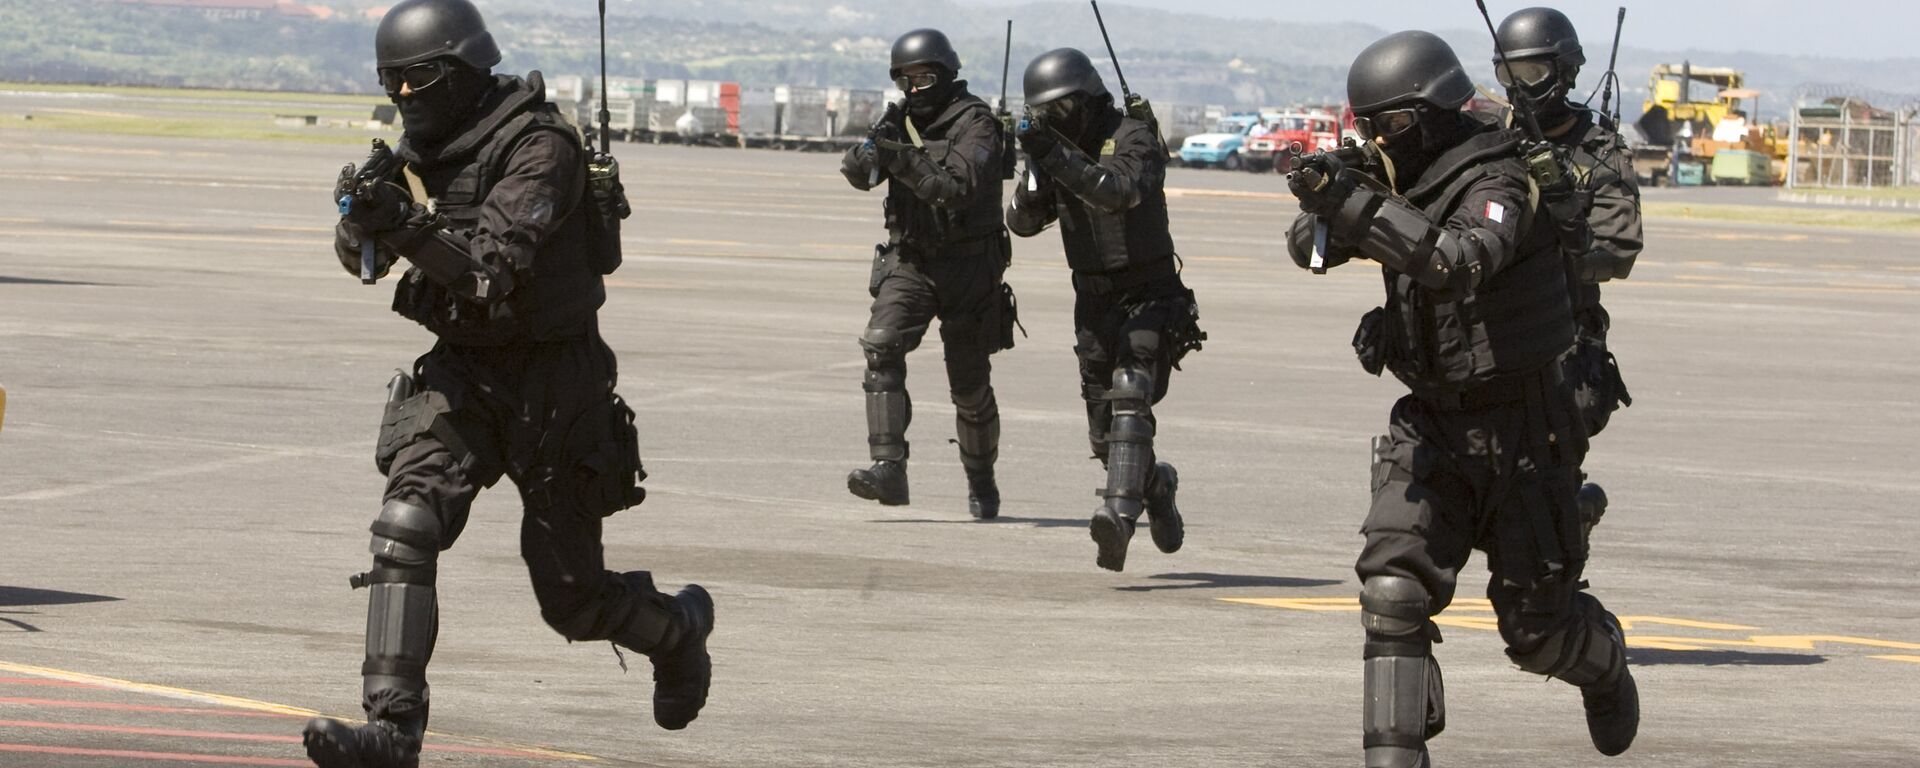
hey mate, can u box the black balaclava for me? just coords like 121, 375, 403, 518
903, 67, 960, 121
397, 61, 492, 146
1380, 107, 1472, 189
1050, 93, 1111, 146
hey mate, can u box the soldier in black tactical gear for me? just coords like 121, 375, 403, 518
1285, 31, 1638, 766
840, 28, 1014, 520
1495, 6, 1644, 539
1007, 48, 1203, 572
303, 1, 713, 765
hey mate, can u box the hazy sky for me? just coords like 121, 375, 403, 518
962, 0, 1917, 60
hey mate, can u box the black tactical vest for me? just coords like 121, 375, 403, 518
885, 92, 1008, 255
393, 74, 605, 346
1051, 111, 1176, 276
1383, 124, 1574, 394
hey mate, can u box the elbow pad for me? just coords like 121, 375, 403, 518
379, 220, 514, 303
1034, 144, 1139, 211
1349, 193, 1474, 293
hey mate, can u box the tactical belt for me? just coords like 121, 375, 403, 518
1072, 255, 1178, 296
1413, 366, 1560, 412
896, 229, 1005, 262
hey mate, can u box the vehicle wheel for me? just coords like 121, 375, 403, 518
1222, 152, 1244, 171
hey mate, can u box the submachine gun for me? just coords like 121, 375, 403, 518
1285, 138, 1388, 274
336, 138, 401, 285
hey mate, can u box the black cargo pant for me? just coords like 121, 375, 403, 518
1563, 304, 1632, 438
861, 238, 1006, 469
364, 329, 665, 726
1072, 271, 1197, 462
1355, 370, 1609, 665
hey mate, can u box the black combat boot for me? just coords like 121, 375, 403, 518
1090, 500, 1138, 572
847, 460, 909, 506
649, 585, 715, 731
1143, 462, 1182, 554
966, 468, 1000, 520
303, 717, 421, 768
1580, 615, 1639, 756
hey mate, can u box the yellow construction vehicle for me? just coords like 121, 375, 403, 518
1633, 63, 1782, 185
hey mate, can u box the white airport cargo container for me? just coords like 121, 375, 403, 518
777, 85, 831, 138
739, 85, 779, 136
829, 87, 887, 137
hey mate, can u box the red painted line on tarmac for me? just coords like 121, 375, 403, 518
0, 678, 101, 688
0, 696, 299, 718
0, 742, 310, 766
0, 719, 573, 759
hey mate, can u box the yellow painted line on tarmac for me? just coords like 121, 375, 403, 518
1747, 261, 1790, 268
0, 661, 599, 761
253, 225, 332, 234
1680, 260, 1724, 267
1225, 597, 1920, 666
1888, 266, 1920, 273
0, 217, 40, 225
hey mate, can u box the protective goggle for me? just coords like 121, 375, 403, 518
1031, 98, 1076, 124
1494, 59, 1556, 89
379, 61, 451, 95
894, 72, 940, 92
1353, 106, 1420, 141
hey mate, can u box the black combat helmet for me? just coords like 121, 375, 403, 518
1022, 48, 1109, 106
376, 0, 502, 71
891, 29, 962, 76
1346, 31, 1474, 115
1495, 7, 1585, 70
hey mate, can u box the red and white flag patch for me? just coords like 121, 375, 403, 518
1484, 200, 1507, 224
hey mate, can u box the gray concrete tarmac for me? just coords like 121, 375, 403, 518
0, 130, 1916, 767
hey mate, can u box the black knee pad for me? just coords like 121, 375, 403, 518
1506, 592, 1624, 686
860, 327, 906, 379
363, 500, 440, 704
1360, 575, 1446, 747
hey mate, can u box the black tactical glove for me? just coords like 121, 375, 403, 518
1012, 167, 1052, 211
1290, 162, 1360, 218
333, 220, 395, 280
1016, 115, 1060, 160
340, 179, 415, 235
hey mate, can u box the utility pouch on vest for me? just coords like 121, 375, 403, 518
1165, 290, 1207, 370
869, 243, 899, 298
562, 395, 649, 518
1353, 306, 1389, 377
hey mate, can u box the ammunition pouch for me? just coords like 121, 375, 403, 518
1162, 289, 1206, 370
1353, 306, 1389, 377
550, 395, 648, 518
